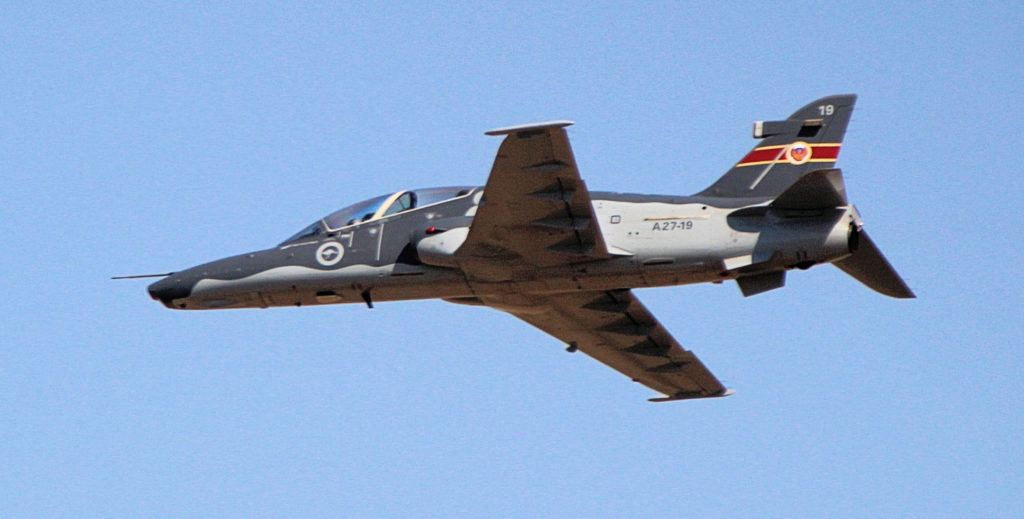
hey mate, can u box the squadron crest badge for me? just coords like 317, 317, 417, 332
785, 141, 812, 165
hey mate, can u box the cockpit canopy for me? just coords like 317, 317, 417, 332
281, 186, 477, 245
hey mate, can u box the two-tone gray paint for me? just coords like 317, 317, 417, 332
145, 94, 914, 401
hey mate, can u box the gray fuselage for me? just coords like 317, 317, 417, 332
148, 187, 857, 310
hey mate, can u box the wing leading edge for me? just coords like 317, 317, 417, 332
485, 289, 732, 402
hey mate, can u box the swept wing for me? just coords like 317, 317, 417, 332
456, 122, 729, 400
454, 121, 612, 278
489, 289, 731, 401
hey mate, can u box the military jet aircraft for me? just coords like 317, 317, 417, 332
141, 94, 913, 402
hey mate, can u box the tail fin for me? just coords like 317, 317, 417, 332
698, 94, 857, 199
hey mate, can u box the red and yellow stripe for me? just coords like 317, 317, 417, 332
735, 143, 841, 167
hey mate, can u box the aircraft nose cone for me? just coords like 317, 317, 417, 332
148, 275, 193, 308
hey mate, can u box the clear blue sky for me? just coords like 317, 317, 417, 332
3, 2, 1022, 518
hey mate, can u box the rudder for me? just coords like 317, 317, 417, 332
697, 94, 857, 199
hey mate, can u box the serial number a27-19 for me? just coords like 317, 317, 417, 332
652, 220, 694, 231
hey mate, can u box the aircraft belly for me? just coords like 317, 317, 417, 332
360, 273, 473, 303
461, 258, 715, 300
185, 263, 471, 308
640, 260, 713, 286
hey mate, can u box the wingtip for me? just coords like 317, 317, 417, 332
485, 120, 574, 136
648, 388, 735, 402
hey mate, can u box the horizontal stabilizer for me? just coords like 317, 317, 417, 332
833, 229, 915, 298
770, 169, 848, 210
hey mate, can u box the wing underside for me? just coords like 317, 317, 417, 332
486, 289, 731, 401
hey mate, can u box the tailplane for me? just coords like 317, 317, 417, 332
698, 94, 857, 199
768, 168, 915, 299
834, 227, 916, 298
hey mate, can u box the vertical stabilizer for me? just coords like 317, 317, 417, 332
698, 95, 857, 199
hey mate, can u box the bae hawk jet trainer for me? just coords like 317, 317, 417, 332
140, 95, 914, 402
